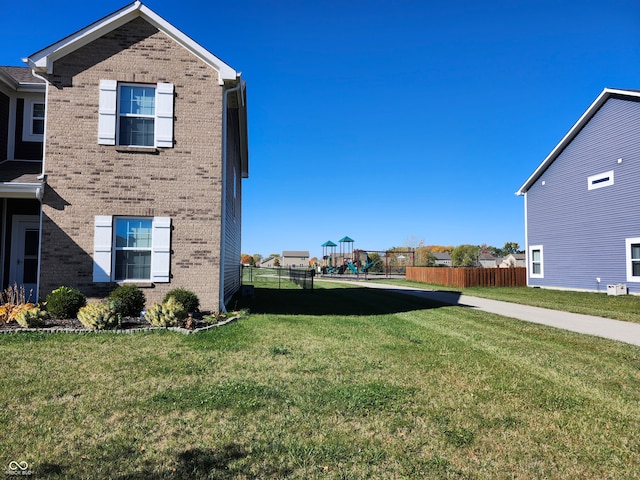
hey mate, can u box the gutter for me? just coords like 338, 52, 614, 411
31, 70, 49, 304
0, 183, 44, 200
219, 79, 243, 313
30, 70, 49, 180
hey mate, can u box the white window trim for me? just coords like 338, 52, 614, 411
113, 217, 153, 281
117, 84, 156, 148
529, 245, 544, 279
22, 98, 45, 142
98, 80, 174, 148
625, 237, 640, 283
93, 216, 171, 283
588, 170, 614, 190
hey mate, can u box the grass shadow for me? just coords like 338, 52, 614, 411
235, 284, 461, 316
113, 445, 292, 479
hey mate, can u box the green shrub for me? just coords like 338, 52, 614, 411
145, 297, 187, 327
45, 286, 86, 319
15, 305, 49, 328
108, 284, 146, 317
163, 288, 200, 313
77, 302, 119, 330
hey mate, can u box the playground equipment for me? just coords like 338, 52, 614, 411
320, 237, 377, 275
320, 237, 415, 277
321, 240, 337, 274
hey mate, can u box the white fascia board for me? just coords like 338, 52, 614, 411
16, 84, 46, 94
515, 88, 640, 196
137, 4, 239, 84
24, 2, 238, 84
0, 70, 18, 90
25, 2, 142, 74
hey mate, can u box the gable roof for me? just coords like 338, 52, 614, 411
24, 1, 239, 85
516, 88, 640, 196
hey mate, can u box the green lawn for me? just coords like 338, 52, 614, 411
1, 278, 639, 478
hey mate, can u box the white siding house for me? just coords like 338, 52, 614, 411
517, 88, 640, 294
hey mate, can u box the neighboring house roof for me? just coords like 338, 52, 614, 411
283, 251, 309, 257
478, 253, 498, 266
432, 253, 451, 261
24, 1, 239, 85
0, 66, 45, 91
516, 88, 640, 195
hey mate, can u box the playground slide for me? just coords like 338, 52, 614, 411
361, 260, 375, 272
347, 263, 358, 274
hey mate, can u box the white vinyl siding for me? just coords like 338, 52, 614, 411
93, 216, 171, 283
98, 80, 174, 148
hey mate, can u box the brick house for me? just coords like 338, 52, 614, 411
0, 2, 248, 312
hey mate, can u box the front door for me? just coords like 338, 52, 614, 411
9, 215, 40, 302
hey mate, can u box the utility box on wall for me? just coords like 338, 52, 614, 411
607, 284, 628, 296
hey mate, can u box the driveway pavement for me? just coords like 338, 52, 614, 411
322, 279, 640, 347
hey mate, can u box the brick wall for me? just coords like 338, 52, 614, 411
40, 17, 225, 311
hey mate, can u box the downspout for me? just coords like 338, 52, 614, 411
219, 79, 243, 313
523, 192, 529, 287
31, 69, 49, 303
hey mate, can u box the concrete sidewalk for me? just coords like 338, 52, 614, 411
323, 279, 640, 347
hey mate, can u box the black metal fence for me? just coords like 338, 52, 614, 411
289, 267, 315, 290
241, 266, 315, 290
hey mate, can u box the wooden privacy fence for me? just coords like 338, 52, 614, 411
406, 267, 527, 288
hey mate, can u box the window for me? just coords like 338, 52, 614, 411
93, 216, 171, 283
588, 170, 614, 190
529, 245, 544, 278
114, 218, 152, 280
98, 80, 174, 148
118, 85, 155, 147
22, 99, 45, 142
626, 237, 640, 282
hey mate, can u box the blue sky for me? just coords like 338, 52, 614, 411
2, 1, 639, 259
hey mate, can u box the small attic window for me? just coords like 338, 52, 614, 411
588, 170, 614, 190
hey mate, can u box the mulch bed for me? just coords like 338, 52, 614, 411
0, 316, 219, 333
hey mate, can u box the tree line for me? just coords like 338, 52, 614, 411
241, 241, 522, 269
